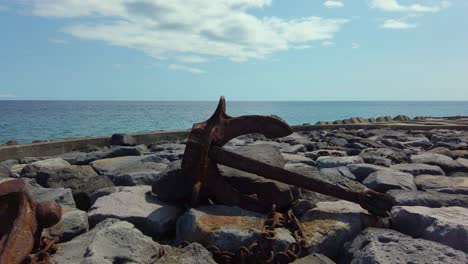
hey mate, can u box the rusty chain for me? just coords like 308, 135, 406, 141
25, 236, 58, 264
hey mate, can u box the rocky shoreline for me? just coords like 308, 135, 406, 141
1, 117, 468, 263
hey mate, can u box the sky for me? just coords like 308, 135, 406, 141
0, 0, 467, 101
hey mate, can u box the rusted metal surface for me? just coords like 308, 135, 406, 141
182, 96, 292, 210
0, 179, 62, 264
182, 96, 395, 217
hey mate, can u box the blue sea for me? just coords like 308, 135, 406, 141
1, 101, 468, 144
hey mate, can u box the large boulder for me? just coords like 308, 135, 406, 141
155, 243, 217, 264
46, 207, 88, 242
110, 133, 136, 146
387, 189, 468, 208
362, 170, 416, 193
410, 153, 461, 173
282, 153, 316, 166
319, 166, 356, 180
53, 219, 168, 264
26, 180, 76, 208
316, 156, 364, 169
88, 185, 183, 238
152, 160, 193, 202
414, 175, 468, 195
391, 206, 468, 253
90, 155, 167, 175
300, 200, 377, 258
343, 228, 467, 264
291, 253, 335, 264
347, 164, 391, 182
76, 145, 148, 164
390, 163, 445, 176
20, 158, 71, 178
36, 165, 114, 210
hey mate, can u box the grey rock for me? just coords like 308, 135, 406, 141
88, 185, 183, 238
36, 165, 114, 210
359, 148, 407, 164
456, 158, 468, 172
281, 144, 307, 154
328, 137, 348, 147
347, 163, 391, 182
316, 156, 364, 169
362, 170, 416, 192
21, 158, 71, 178
358, 152, 392, 167
300, 200, 377, 258
155, 243, 217, 264
320, 166, 356, 180
391, 206, 468, 253
291, 253, 335, 264
26, 180, 76, 208
53, 219, 167, 264
89, 186, 126, 205
109, 170, 164, 186
46, 207, 88, 242
76, 144, 148, 164
387, 189, 468, 208
90, 155, 167, 175
410, 153, 461, 173
393, 114, 411, 121
305, 150, 347, 160
414, 175, 468, 194
150, 143, 186, 152
152, 160, 192, 202
282, 153, 316, 166
56, 151, 87, 165
343, 228, 467, 264
0, 159, 18, 168
111, 133, 137, 146
0, 165, 9, 178
402, 137, 433, 148
391, 163, 445, 176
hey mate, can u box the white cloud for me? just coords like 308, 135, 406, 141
177, 55, 209, 64
169, 64, 206, 74
323, 1, 344, 8
0, 94, 16, 99
322, 41, 335, 47
381, 19, 417, 29
369, 0, 451, 13
112, 63, 122, 69
352, 42, 360, 49
0, 5, 9, 12
27, 0, 348, 62
293, 45, 312, 50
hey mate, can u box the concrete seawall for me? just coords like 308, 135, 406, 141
1, 122, 468, 161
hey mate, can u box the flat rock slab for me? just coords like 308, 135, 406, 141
362, 170, 416, 192
26, 180, 76, 208
391, 206, 468, 253
176, 205, 295, 252
391, 163, 445, 176
316, 156, 364, 169
282, 153, 316, 166
291, 253, 335, 264
46, 207, 88, 242
347, 163, 391, 182
410, 153, 461, 173
76, 145, 148, 164
343, 228, 468, 264
90, 155, 167, 176
53, 219, 167, 264
414, 175, 468, 195
151, 160, 192, 202
88, 185, 183, 238
320, 166, 356, 180
387, 189, 468, 208
155, 243, 217, 264
21, 158, 71, 178
299, 200, 377, 258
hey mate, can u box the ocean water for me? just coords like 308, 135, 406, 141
1, 101, 468, 144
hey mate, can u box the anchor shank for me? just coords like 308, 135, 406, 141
209, 145, 394, 216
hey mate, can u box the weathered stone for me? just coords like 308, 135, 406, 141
300, 200, 377, 258
26, 180, 76, 208
280, 144, 307, 154
150, 143, 186, 152
391, 206, 468, 253
393, 115, 411, 121
291, 253, 335, 264
305, 149, 347, 160
358, 152, 392, 167
347, 163, 391, 182
46, 207, 88, 242
456, 158, 468, 172
328, 137, 348, 147
414, 175, 468, 195
362, 170, 416, 192
410, 153, 461, 173
0, 159, 18, 168
391, 163, 445, 176
152, 160, 192, 202
0, 165, 9, 178
320, 166, 356, 180
76, 145, 148, 164
155, 243, 217, 264
36, 165, 114, 210
8, 164, 27, 178
56, 151, 87, 165
21, 158, 71, 178
90, 155, 167, 176
387, 189, 468, 208
53, 219, 167, 264
109, 170, 165, 186
176, 205, 266, 251
111, 133, 136, 146
343, 228, 468, 264
88, 185, 182, 238
316, 156, 364, 169
282, 153, 316, 166
402, 138, 433, 148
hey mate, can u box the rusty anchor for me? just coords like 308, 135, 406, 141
0, 179, 62, 264
182, 96, 395, 217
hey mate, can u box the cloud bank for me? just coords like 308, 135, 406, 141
29, 0, 348, 63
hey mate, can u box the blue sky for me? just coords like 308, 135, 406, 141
0, 0, 467, 101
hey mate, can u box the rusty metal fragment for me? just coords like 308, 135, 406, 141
0, 179, 62, 264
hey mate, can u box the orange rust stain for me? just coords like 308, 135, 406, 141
197, 215, 264, 233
